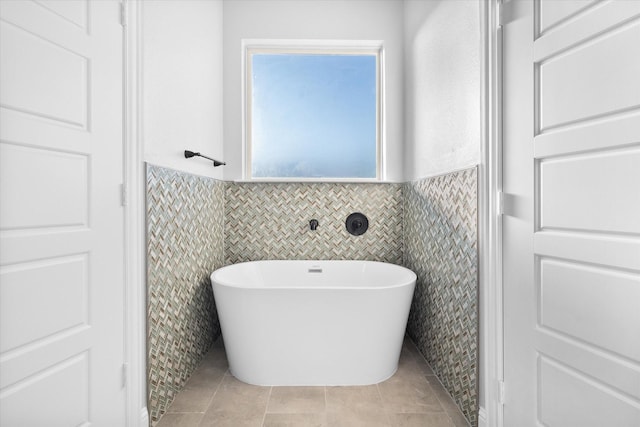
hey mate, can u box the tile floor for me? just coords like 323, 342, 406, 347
155, 337, 470, 427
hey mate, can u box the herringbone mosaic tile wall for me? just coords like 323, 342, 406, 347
146, 165, 225, 424
403, 167, 479, 427
146, 168, 478, 426
225, 183, 403, 264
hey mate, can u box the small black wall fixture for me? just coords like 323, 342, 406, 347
184, 150, 226, 167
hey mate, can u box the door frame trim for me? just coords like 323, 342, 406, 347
479, 0, 503, 426
123, 0, 149, 425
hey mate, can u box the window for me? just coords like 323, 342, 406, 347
245, 42, 382, 180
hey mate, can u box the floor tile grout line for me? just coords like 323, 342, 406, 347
261, 385, 273, 426
422, 378, 449, 415
375, 382, 392, 426
323, 385, 327, 415
427, 374, 471, 427
203, 367, 228, 411
161, 354, 228, 421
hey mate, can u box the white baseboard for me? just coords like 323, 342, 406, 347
478, 406, 487, 427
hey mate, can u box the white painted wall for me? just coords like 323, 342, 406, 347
140, 0, 479, 183
222, 0, 405, 182
404, 0, 481, 181
142, 0, 224, 179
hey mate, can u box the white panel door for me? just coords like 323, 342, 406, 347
0, 0, 126, 425
503, 0, 640, 425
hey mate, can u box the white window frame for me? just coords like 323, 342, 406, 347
242, 39, 384, 182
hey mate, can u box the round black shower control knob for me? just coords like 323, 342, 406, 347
346, 212, 368, 236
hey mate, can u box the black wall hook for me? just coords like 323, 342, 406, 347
184, 150, 226, 167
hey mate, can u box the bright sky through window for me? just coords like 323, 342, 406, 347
250, 53, 378, 178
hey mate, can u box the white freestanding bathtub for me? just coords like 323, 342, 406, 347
211, 260, 416, 386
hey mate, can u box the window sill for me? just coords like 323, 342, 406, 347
234, 178, 385, 184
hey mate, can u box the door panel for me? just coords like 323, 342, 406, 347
32, 0, 88, 30
539, 355, 639, 427
539, 0, 599, 34
0, 143, 89, 230
1, 353, 90, 426
0, 0, 125, 425
539, 258, 640, 360
0, 19, 88, 127
538, 21, 640, 130
539, 147, 640, 234
0, 254, 88, 353
503, 0, 640, 425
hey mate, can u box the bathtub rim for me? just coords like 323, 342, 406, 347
211, 259, 417, 290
